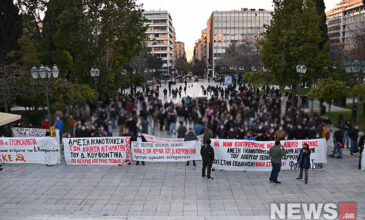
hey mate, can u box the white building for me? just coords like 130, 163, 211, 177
143, 10, 176, 76
326, 0, 365, 61
206, 9, 272, 77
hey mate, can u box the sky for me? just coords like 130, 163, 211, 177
136, 0, 341, 61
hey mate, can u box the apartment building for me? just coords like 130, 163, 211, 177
143, 10, 176, 75
326, 0, 365, 60
175, 41, 186, 60
204, 8, 272, 77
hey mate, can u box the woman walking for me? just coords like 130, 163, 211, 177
296, 143, 311, 184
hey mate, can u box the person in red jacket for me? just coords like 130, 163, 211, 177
41, 118, 50, 129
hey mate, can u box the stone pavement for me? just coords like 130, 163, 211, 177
0, 142, 364, 220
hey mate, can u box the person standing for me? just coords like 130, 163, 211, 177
296, 143, 311, 184
201, 139, 215, 180
177, 121, 187, 138
358, 131, 365, 170
349, 125, 359, 155
54, 116, 63, 141
184, 127, 198, 166
41, 118, 50, 129
329, 125, 344, 159
269, 140, 286, 184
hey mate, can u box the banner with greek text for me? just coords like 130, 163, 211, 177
63, 137, 131, 165
131, 141, 202, 162
0, 137, 61, 165
12, 127, 61, 143
142, 134, 204, 143
211, 139, 327, 171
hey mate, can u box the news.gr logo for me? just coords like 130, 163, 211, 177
270, 202, 356, 220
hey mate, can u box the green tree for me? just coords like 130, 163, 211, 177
175, 57, 189, 75
308, 78, 347, 112
0, 0, 23, 112
260, 0, 327, 92
313, 0, 328, 50
242, 71, 266, 91
191, 59, 207, 76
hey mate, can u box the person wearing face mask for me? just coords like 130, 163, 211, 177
296, 143, 311, 184
358, 131, 365, 169
216, 124, 226, 139
274, 126, 286, 140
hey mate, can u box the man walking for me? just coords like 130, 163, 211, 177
269, 140, 286, 184
201, 139, 215, 180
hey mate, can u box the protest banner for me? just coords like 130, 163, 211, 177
211, 138, 327, 171
131, 140, 202, 162
0, 137, 61, 165
12, 127, 61, 143
63, 137, 131, 165
142, 134, 204, 143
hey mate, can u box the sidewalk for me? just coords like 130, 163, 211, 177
0, 140, 364, 219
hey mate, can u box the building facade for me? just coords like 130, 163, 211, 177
175, 41, 186, 60
326, 0, 365, 61
143, 10, 176, 75
193, 29, 208, 63
205, 8, 272, 77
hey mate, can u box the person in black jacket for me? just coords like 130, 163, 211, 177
201, 139, 215, 180
330, 125, 344, 159
296, 143, 311, 184
133, 129, 147, 166
358, 131, 365, 170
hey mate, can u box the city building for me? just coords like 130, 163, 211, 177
174, 41, 186, 60
326, 0, 365, 61
204, 8, 272, 77
143, 10, 176, 76
193, 29, 208, 63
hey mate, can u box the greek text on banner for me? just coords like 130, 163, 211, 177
132, 141, 202, 162
63, 137, 131, 165
0, 137, 60, 165
211, 138, 327, 171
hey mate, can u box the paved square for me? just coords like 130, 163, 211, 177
0, 146, 364, 220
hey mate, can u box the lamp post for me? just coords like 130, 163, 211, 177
345, 60, 365, 124
296, 65, 308, 109
30, 64, 59, 125
89, 68, 100, 94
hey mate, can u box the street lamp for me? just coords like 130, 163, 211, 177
251, 65, 257, 72
90, 67, 100, 95
296, 65, 308, 109
345, 60, 365, 124
30, 64, 59, 125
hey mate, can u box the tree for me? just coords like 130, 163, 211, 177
348, 84, 365, 117
191, 59, 207, 76
313, 0, 328, 50
216, 42, 259, 74
242, 71, 266, 91
0, 0, 23, 112
260, 0, 327, 92
175, 57, 189, 75
308, 78, 347, 112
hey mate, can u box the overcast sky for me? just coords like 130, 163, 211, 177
136, 0, 341, 61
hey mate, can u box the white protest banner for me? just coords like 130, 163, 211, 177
12, 127, 46, 137
12, 127, 61, 143
63, 137, 131, 165
142, 134, 204, 143
131, 141, 202, 162
211, 138, 327, 171
0, 137, 61, 165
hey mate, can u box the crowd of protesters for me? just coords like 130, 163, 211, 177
19, 79, 362, 169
